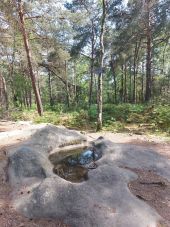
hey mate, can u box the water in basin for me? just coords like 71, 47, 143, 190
53, 147, 102, 183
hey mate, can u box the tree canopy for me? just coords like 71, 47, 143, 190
0, 0, 169, 130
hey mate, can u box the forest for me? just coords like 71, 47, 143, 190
0, 0, 170, 133
1, 1, 170, 227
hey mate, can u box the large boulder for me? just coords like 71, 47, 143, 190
7, 125, 170, 227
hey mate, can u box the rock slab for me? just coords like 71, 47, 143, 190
7, 125, 170, 227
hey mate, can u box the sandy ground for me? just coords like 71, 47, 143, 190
0, 121, 170, 227
87, 131, 170, 159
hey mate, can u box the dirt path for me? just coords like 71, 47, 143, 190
87, 131, 170, 159
127, 167, 170, 227
0, 121, 170, 227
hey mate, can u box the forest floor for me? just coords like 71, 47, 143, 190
0, 121, 170, 227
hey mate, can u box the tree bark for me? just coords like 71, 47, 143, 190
145, 31, 152, 102
120, 65, 124, 103
65, 60, 70, 107
73, 61, 77, 105
0, 74, 8, 110
133, 38, 141, 103
141, 61, 145, 102
29, 91, 32, 108
145, 1, 152, 102
97, 0, 106, 131
17, 0, 43, 116
89, 20, 95, 107
124, 62, 127, 103
133, 41, 138, 103
110, 56, 117, 104
129, 62, 132, 102
48, 70, 53, 107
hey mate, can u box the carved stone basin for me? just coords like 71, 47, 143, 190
49, 144, 102, 182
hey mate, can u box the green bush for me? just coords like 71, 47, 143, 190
152, 105, 170, 131
103, 120, 125, 132
103, 104, 145, 122
4, 103, 170, 135
88, 105, 97, 120
127, 113, 146, 123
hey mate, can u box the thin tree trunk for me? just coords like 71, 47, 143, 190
133, 42, 137, 103
23, 91, 27, 108
135, 63, 139, 103
9, 28, 16, 98
121, 65, 124, 103
3, 76, 8, 110
29, 91, 32, 108
89, 20, 95, 107
65, 60, 70, 107
73, 62, 77, 105
17, 0, 43, 116
141, 61, 145, 102
133, 38, 141, 103
94, 74, 97, 104
145, 33, 152, 102
37, 73, 41, 98
124, 62, 127, 103
145, 3, 152, 102
48, 70, 53, 107
97, 0, 106, 131
110, 56, 117, 104
0, 74, 8, 110
129, 62, 132, 103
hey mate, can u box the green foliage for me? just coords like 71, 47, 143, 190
88, 104, 170, 133
103, 104, 145, 122
10, 109, 38, 121
103, 121, 125, 132
151, 105, 170, 131
88, 105, 97, 121
9, 108, 95, 130
5, 103, 170, 135
35, 109, 96, 130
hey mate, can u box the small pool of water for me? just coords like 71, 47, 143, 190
53, 147, 102, 183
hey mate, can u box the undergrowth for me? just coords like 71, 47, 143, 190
3, 104, 170, 135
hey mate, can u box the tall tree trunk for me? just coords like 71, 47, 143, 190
48, 70, 53, 107
129, 62, 132, 103
73, 61, 77, 105
124, 62, 127, 103
17, 0, 43, 116
120, 65, 124, 103
110, 56, 117, 104
0, 74, 8, 110
145, 2, 152, 102
25, 90, 29, 108
145, 33, 152, 102
89, 20, 95, 107
141, 61, 145, 103
29, 91, 32, 108
133, 43, 137, 103
133, 38, 141, 103
9, 28, 16, 99
23, 91, 27, 108
94, 74, 98, 104
3, 76, 8, 110
65, 60, 70, 108
97, 0, 106, 131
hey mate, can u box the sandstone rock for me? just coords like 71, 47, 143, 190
6, 125, 170, 227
